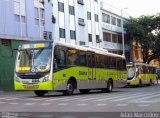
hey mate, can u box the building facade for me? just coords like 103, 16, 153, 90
0, 0, 130, 52
0, 0, 131, 90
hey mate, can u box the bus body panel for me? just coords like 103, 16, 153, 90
127, 63, 157, 86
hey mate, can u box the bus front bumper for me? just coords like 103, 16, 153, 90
14, 80, 53, 91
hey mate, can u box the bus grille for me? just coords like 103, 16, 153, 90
18, 75, 43, 79
127, 77, 133, 80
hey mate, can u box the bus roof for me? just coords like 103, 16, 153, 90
54, 42, 125, 59
127, 62, 157, 67
18, 40, 125, 59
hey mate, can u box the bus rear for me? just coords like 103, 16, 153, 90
14, 41, 53, 95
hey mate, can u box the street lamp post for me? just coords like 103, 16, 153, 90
121, 8, 127, 56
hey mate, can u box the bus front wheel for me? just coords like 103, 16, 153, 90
34, 90, 47, 97
63, 80, 75, 95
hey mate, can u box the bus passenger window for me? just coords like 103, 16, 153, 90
54, 48, 66, 69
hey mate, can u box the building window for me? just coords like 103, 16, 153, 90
112, 34, 117, 43
69, 6, 75, 15
58, 2, 64, 12
80, 41, 85, 45
87, 12, 91, 20
117, 18, 121, 27
34, 7, 45, 26
118, 35, 122, 44
59, 28, 65, 38
77, 0, 84, 5
103, 32, 111, 42
78, 18, 85, 26
111, 16, 116, 25
70, 30, 76, 39
96, 35, 101, 43
102, 13, 110, 23
95, 14, 99, 22
88, 34, 92, 42
15, 15, 26, 23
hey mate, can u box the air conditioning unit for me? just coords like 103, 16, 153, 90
52, 15, 56, 24
96, 39, 102, 43
78, 18, 85, 26
77, 0, 84, 5
39, 0, 44, 5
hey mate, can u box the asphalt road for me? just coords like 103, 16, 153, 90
1, 84, 160, 118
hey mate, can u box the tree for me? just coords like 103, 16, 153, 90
125, 14, 160, 64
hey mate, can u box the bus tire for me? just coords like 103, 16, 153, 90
79, 89, 90, 94
147, 79, 152, 86
63, 80, 75, 96
34, 90, 47, 97
139, 79, 142, 87
106, 80, 113, 92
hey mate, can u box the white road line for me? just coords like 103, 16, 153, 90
61, 95, 106, 102
76, 104, 87, 106
77, 93, 132, 102
45, 97, 74, 102
133, 100, 155, 104
40, 103, 51, 106
24, 103, 35, 105
96, 104, 107, 106
137, 104, 150, 107
116, 104, 128, 107
58, 103, 69, 106
9, 102, 20, 105
0, 102, 5, 104
27, 98, 47, 101
112, 92, 157, 102
129, 93, 160, 103
93, 93, 142, 102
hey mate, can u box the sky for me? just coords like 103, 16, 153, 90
103, 0, 160, 17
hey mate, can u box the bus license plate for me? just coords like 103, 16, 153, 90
27, 84, 33, 88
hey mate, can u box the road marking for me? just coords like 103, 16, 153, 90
96, 104, 107, 106
36, 115, 54, 118
61, 95, 105, 102
76, 104, 87, 106
137, 104, 150, 107
133, 100, 155, 104
93, 93, 142, 102
0, 102, 5, 104
116, 104, 128, 106
40, 103, 51, 106
24, 103, 35, 105
45, 97, 74, 102
112, 92, 157, 102
9, 102, 20, 105
129, 93, 160, 103
58, 103, 69, 106
77, 93, 132, 102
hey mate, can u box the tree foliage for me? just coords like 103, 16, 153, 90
125, 14, 160, 63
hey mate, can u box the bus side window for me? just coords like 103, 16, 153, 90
79, 51, 87, 66
123, 59, 126, 70
54, 47, 66, 69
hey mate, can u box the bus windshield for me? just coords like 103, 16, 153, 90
127, 66, 135, 78
16, 48, 52, 73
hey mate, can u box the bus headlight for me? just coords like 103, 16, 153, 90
15, 74, 20, 82
42, 74, 49, 82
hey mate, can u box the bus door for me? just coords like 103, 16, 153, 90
87, 52, 96, 80
116, 58, 122, 80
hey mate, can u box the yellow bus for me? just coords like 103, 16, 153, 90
127, 62, 157, 86
14, 41, 127, 96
